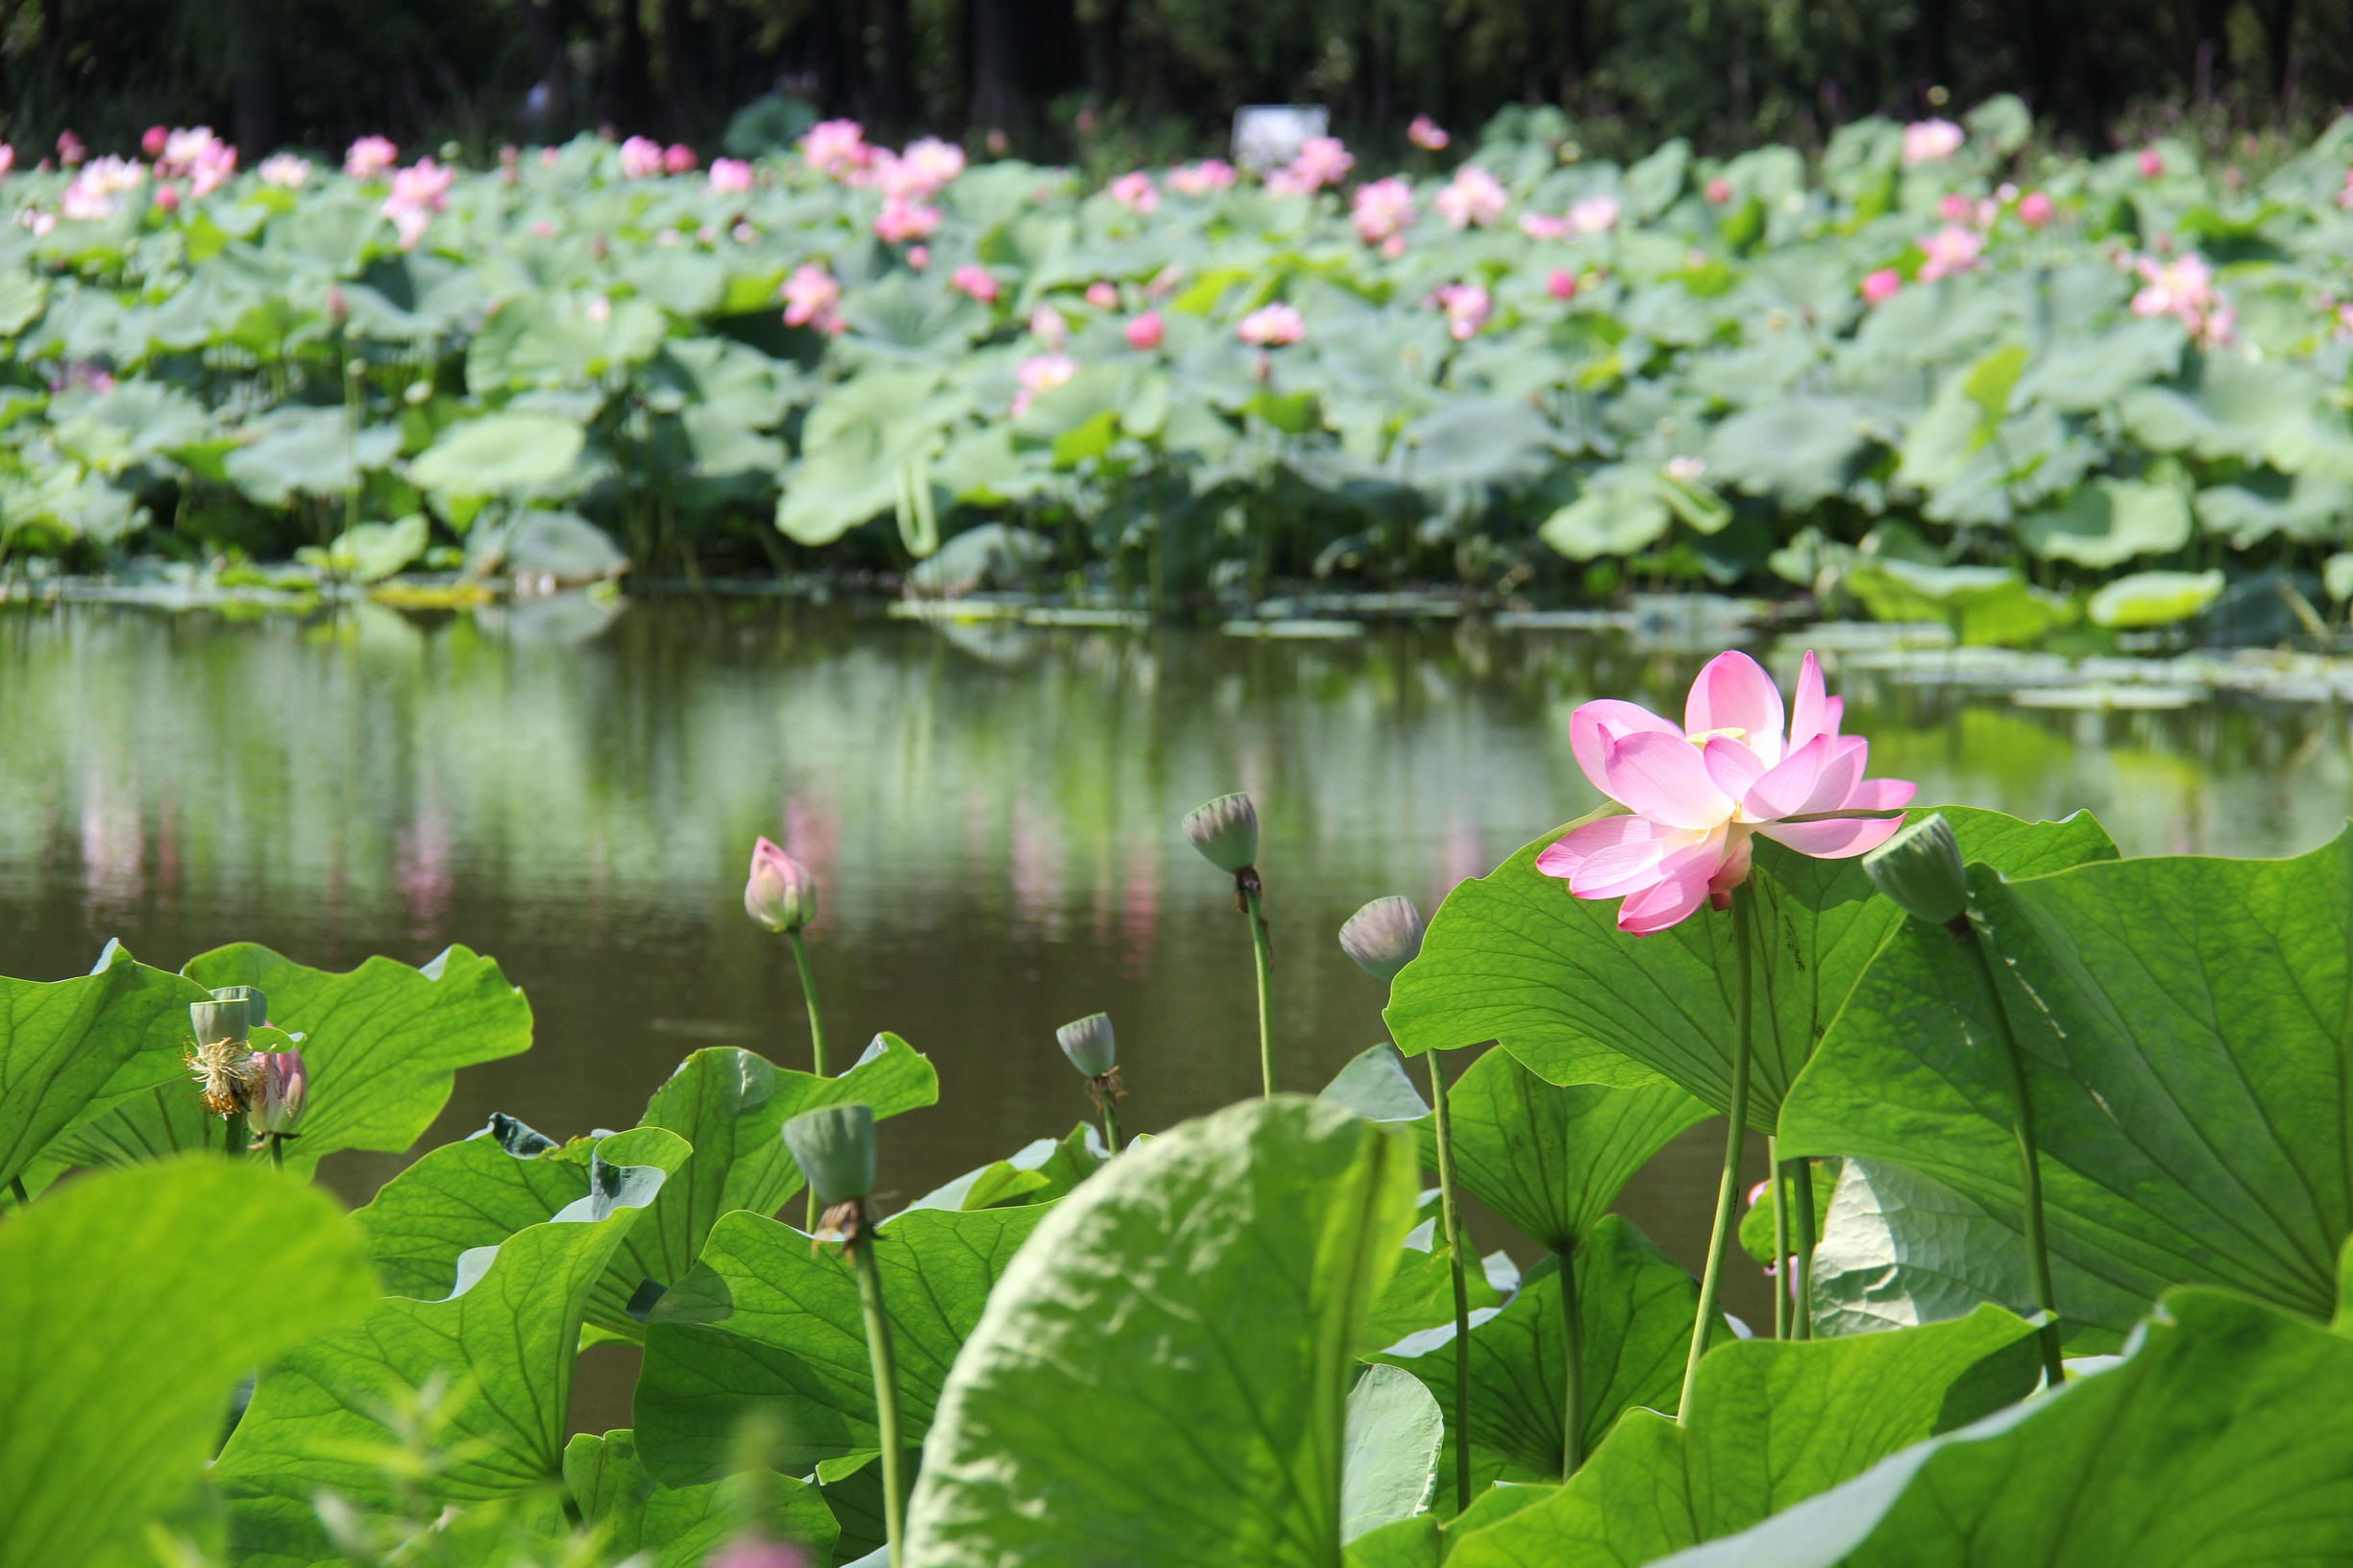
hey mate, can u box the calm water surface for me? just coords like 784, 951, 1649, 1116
4, 597, 2347, 1411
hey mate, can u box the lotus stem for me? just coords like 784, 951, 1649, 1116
849, 1213, 908, 1567
266, 1133, 284, 1172
1954, 922, 2066, 1388
225, 1115, 242, 1159
1424, 1051, 1473, 1510
1098, 1097, 1123, 1155
788, 927, 832, 1232
1791, 1157, 1819, 1340
1680, 891, 1754, 1423
1769, 1138, 1790, 1340
8, 1175, 26, 1208
1241, 881, 1276, 1096
1556, 1245, 1584, 1476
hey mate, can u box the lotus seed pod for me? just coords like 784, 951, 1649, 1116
1056, 1013, 1117, 1078
1338, 895, 1426, 983
744, 836, 820, 934
210, 984, 268, 1029
783, 1103, 876, 1206
190, 996, 251, 1045
1862, 812, 1967, 927
1181, 793, 1260, 873
246, 1050, 308, 1135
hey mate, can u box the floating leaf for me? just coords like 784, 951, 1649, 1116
0, 949, 208, 1192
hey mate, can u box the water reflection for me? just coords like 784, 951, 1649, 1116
2, 600, 2347, 1332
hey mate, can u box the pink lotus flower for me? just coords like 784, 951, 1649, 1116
1937, 191, 1973, 223
1169, 159, 1238, 196
1086, 281, 1118, 309
0, 145, 15, 179
1124, 309, 1164, 351
801, 119, 871, 180
744, 837, 819, 933
618, 136, 665, 179
1704, 176, 1733, 205
2138, 147, 2165, 178
1900, 118, 1964, 165
1238, 302, 1304, 346
1282, 135, 1355, 193
57, 130, 86, 166
257, 153, 312, 189
1917, 225, 1983, 281
708, 158, 753, 194
1568, 193, 1621, 235
142, 125, 169, 159
1520, 212, 1570, 240
1108, 170, 1159, 214
1548, 268, 1580, 302
153, 184, 182, 213
2017, 190, 2054, 228
1861, 267, 1902, 306
345, 135, 399, 179
1536, 650, 1915, 933
949, 264, 1001, 305
906, 243, 929, 269
707, 1536, 809, 1568
1434, 164, 1507, 229
780, 263, 846, 333
2131, 250, 2233, 345
381, 159, 453, 250
1028, 304, 1068, 350
664, 142, 698, 175
873, 195, 940, 243
1352, 178, 1415, 245
1012, 352, 1077, 415
1408, 115, 1450, 151
1434, 282, 1491, 340
246, 1050, 308, 1136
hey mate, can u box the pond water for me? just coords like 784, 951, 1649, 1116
3, 595, 2347, 1412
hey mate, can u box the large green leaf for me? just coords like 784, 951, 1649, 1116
1385, 808, 2116, 1132
0, 948, 208, 1191
409, 411, 588, 499
1371, 1216, 1709, 1507
0, 1160, 376, 1568
180, 943, 534, 1172
1653, 1290, 2353, 1566
1781, 831, 2353, 1335
1341, 1366, 1444, 1543
636, 1201, 1047, 1485
1426, 1050, 1710, 1253
564, 1429, 840, 1568
216, 1125, 689, 1536
903, 1096, 1420, 1568
1442, 1306, 2040, 1566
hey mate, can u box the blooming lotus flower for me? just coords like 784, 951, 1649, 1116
708, 158, 753, 194
345, 135, 399, 179
1108, 170, 1159, 213
1086, 281, 1118, 309
1434, 282, 1491, 340
1535, 650, 1915, 934
1124, 309, 1164, 351
1434, 164, 1507, 229
2018, 190, 2054, 228
246, 1050, 308, 1136
1352, 177, 1414, 245
800, 118, 870, 180
381, 159, 453, 250
1238, 303, 1304, 346
1861, 267, 1902, 306
949, 263, 1001, 305
2131, 251, 2232, 345
873, 195, 940, 244
1169, 159, 1238, 196
1900, 118, 1964, 165
1408, 115, 1450, 151
780, 263, 846, 333
57, 130, 86, 165
1012, 353, 1077, 416
257, 153, 312, 189
1917, 225, 1982, 281
1275, 135, 1354, 195
1568, 193, 1621, 235
618, 136, 664, 178
744, 836, 820, 933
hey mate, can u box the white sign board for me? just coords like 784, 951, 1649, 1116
1232, 106, 1329, 173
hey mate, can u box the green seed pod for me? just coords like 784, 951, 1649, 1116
189, 997, 252, 1045
1182, 793, 1260, 873
209, 985, 268, 1030
783, 1103, 876, 1206
1862, 812, 1968, 927
1056, 1013, 1116, 1078
1338, 895, 1426, 983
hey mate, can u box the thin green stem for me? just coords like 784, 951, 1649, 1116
1242, 886, 1276, 1096
1556, 1245, 1584, 1476
226, 1116, 242, 1159
1680, 892, 1754, 1423
850, 1222, 907, 1568
1425, 1051, 1473, 1512
1769, 1138, 1790, 1340
1792, 1157, 1819, 1340
1956, 924, 2066, 1388
789, 928, 831, 1233
1098, 1098, 1123, 1155
8, 1175, 27, 1208
267, 1133, 284, 1172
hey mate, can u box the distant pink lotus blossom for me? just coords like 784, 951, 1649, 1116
142, 125, 169, 159
1238, 302, 1304, 346
1937, 191, 1973, 223
381, 158, 453, 249
257, 153, 312, 189
709, 158, 753, 194
530, 218, 557, 238
893, 137, 966, 197
1012, 351, 1077, 415
1434, 282, 1491, 340
801, 119, 871, 180
1520, 211, 1570, 240
1169, 159, 1238, 196
2138, 147, 2165, 178
1124, 309, 1164, 351
906, 243, 929, 269
1704, 176, 1733, 204
345, 136, 399, 179
664, 142, 698, 174
780, 263, 846, 333
1861, 267, 1902, 306
618, 136, 665, 179
1108, 170, 1159, 213
1408, 115, 1450, 151
1568, 193, 1621, 235
61, 155, 144, 220
1900, 118, 1964, 165
0, 145, 15, 179
2018, 190, 2054, 228
57, 130, 86, 166
949, 264, 1001, 305
1434, 164, 1507, 229
706, 1535, 809, 1568
1917, 225, 1983, 281
1535, 650, 1915, 934
2131, 250, 2233, 345
1548, 268, 1579, 301
1352, 177, 1414, 245
873, 195, 940, 243
1272, 135, 1353, 195
153, 184, 182, 213
1029, 304, 1068, 350
1086, 281, 1118, 309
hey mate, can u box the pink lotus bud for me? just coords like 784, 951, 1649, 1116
665, 142, 698, 175
1861, 267, 1902, 306
745, 836, 819, 933
531, 218, 555, 237
1547, 268, 1579, 302
707, 1533, 810, 1568
1086, 281, 1117, 309
1937, 192, 1971, 223
1124, 309, 1164, 351
326, 285, 348, 323
153, 184, 181, 213
2138, 148, 2164, 178
907, 243, 930, 269
1408, 115, 1450, 151
1704, 177, 1732, 204
2018, 190, 2054, 228
247, 1050, 308, 1136
57, 130, 86, 165
142, 125, 168, 159
1380, 234, 1407, 260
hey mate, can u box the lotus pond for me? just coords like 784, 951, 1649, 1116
3, 597, 2353, 1566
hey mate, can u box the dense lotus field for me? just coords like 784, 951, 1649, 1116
5, 100, 2353, 635
5, 648, 2353, 1566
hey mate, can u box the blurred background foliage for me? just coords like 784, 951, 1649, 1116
2, 0, 2350, 169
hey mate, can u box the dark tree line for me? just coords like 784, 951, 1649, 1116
3, 0, 2347, 163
